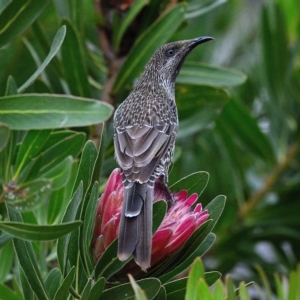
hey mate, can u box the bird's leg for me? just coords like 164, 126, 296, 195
155, 176, 176, 209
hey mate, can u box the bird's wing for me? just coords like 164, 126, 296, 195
114, 121, 176, 183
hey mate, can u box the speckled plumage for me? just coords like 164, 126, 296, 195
114, 37, 213, 271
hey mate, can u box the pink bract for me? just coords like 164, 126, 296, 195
91, 168, 209, 268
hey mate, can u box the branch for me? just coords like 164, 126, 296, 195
239, 142, 299, 218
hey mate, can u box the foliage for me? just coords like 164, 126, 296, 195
0, 0, 299, 299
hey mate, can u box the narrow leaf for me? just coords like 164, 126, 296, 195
45, 268, 62, 300
89, 277, 105, 300
72, 140, 98, 196
5, 76, 18, 96
0, 0, 50, 49
129, 274, 148, 300
53, 266, 75, 300
0, 94, 113, 130
94, 239, 131, 280
0, 241, 13, 283
204, 195, 226, 233
218, 99, 275, 164
204, 271, 221, 286
8, 207, 50, 300
57, 182, 83, 274
0, 221, 82, 241
14, 129, 51, 179
196, 279, 213, 300
100, 278, 161, 300
18, 26, 66, 93
0, 123, 10, 151
114, 0, 149, 51
186, 258, 204, 300
0, 283, 20, 300
0, 233, 12, 248
82, 182, 99, 275
61, 19, 91, 97
170, 171, 209, 196
41, 156, 73, 190
186, 0, 226, 19
177, 62, 247, 87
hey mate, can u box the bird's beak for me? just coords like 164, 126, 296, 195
188, 36, 214, 50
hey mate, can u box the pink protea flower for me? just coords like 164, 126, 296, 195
91, 168, 209, 268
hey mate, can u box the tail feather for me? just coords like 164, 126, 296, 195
117, 182, 153, 271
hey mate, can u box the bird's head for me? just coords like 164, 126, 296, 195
147, 37, 213, 85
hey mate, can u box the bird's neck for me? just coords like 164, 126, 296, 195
134, 64, 175, 100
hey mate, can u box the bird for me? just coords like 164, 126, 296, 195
113, 36, 213, 271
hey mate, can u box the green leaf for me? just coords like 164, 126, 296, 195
159, 231, 215, 283
44, 268, 62, 300
164, 278, 187, 300
5, 76, 18, 96
91, 124, 107, 184
217, 99, 275, 164
176, 103, 224, 139
114, 0, 149, 51
212, 280, 225, 299
156, 286, 167, 300
238, 282, 251, 300
274, 273, 284, 300
176, 85, 229, 113
185, 0, 226, 19
82, 182, 99, 275
61, 19, 91, 98
0, 233, 12, 248
89, 277, 105, 300
0, 221, 81, 241
19, 267, 34, 300
57, 182, 83, 274
72, 140, 98, 196
0, 123, 10, 151
261, 3, 289, 98
41, 156, 73, 190
0, 0, 50, 49
225, 276, 235, 300
129, 275, 148, 300
0, 94, 113, 130
35, 131, 85, 176
204, 195, 226, 232
152, 200, 167, 233
113, 3, 186, 93
204, 271, 221, 286
5, 178, 52, 212
14, 129, 51, 179
0, 283, 21, 300
18, 26, 66, 93
0, 240, 13, 283
53, 266, 75, 300
5, 75, 18, 96
8, 207, 50, 300
100, 278, 161, 300
196, 279, 213, 300
177, 62, 247, 87
94, 239, 131, 280
170, 171, 209, 196
186, 258, 204, 300
81, 279, 92, 300
47, 161, 77, 224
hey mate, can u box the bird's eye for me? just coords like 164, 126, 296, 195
166, 48, 175, 57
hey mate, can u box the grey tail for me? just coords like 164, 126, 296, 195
117, 182, 153, 271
